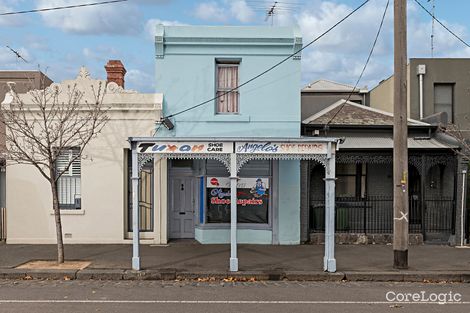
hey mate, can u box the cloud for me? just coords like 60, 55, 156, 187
274, 0, 470, 89
0, 2, 29, 27
131, 0, 171, 5
229, 0, 255, 23
145, 18, 187, 40
82, 46, 120, 61
126, 68, 155, 93
193, 1, 226, 22
193, 0, 256, 23
36, 0, 141, 35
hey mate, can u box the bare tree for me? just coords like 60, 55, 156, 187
439, 118, 470, 160
0, 72, 109, 263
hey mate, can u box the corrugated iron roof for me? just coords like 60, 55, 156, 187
303, 100, 429, 126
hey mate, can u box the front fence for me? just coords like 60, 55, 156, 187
310, 196, 455, 235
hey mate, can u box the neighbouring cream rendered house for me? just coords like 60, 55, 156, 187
3, 62, 167, 244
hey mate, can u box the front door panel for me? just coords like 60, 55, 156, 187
170, 177, 195, 238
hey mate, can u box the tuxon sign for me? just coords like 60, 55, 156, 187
138, 142, 232, 154
235, 142, 326, 154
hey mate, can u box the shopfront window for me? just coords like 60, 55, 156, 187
205, 160, 271, 224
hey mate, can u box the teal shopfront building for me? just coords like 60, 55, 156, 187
153, 25, 308, 246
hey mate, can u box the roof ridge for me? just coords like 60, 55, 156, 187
302, 79, 364, 91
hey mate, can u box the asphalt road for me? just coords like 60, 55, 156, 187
0, 279, 469, 313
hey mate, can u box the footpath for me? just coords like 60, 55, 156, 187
1, 242, 469, 282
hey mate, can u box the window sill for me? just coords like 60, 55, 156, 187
210, 115, 250, 122
50, 210, 85, 216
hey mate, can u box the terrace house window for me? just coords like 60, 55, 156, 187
56, 148, 81, 210
216, 61, 239, 114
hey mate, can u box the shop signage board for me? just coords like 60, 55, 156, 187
206, 177, 269, 224
235, 142, 327, 154
138, 142, 232, 154
137, 141, 328, 155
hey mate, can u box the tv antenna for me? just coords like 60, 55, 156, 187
247, 1, 300, 26
429, 0, 435, 57
6, 45, 28, 63
265, 1, 278, 26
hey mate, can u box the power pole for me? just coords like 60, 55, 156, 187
393, 0, 409, 269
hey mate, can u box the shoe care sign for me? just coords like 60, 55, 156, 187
138, 141, 327, 154
138, 142, 232, 153
206, 177, 269, 224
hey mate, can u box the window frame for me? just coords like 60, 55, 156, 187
433, 83, 454, 123
202, 159, 273, 228
336, 163, 367, 198
215, 59, 241, 115
55, 147, 81, 210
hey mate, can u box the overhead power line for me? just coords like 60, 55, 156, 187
0, 0, 127, 16
165, 0, 371, 119
325, 0, 390, 128
414, 0, 470, 49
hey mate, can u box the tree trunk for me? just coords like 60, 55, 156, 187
51, 178, 65, 264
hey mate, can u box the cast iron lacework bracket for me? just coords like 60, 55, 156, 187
138, 153, 232, 173
336, 154, 392, 164
138, 154, 154, 172
409, 155, 455, 176
335, 153, 455, 176
236, 153, 328, 173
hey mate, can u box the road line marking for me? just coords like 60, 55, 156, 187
0, 300, 468, 305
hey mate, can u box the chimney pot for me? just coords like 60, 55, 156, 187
105, 60, 126, 88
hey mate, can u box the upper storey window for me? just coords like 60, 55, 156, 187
434, 83, 454, 123
216, 60, 239, 114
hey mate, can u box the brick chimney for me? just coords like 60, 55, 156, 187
104, 60, 126, 88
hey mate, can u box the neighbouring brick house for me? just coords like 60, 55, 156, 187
300, 99, 466, 245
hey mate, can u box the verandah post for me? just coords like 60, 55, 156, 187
131, 141, 141, 270
324, 142, 337, 272
229, 152, 238, 272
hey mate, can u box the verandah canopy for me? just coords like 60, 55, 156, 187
128, 137, 340, 272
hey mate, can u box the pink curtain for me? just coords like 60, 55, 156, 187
217, 66, 239, 113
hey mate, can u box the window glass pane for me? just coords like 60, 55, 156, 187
206, 160, 271, 224
337, 163, 356, 175
56, 148, 81, 209
206, 177, 269, 223
434, 84, 452, 104
171, 159, 193, 168
434, 84, 453, 122
216, 64, 239, 113
336, 176, 356, 197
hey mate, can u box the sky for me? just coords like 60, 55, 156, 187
1, 0, 470, 93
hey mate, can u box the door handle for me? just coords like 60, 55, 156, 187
179, 212, 186, 215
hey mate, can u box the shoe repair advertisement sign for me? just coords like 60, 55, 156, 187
206, 177, 269, 224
